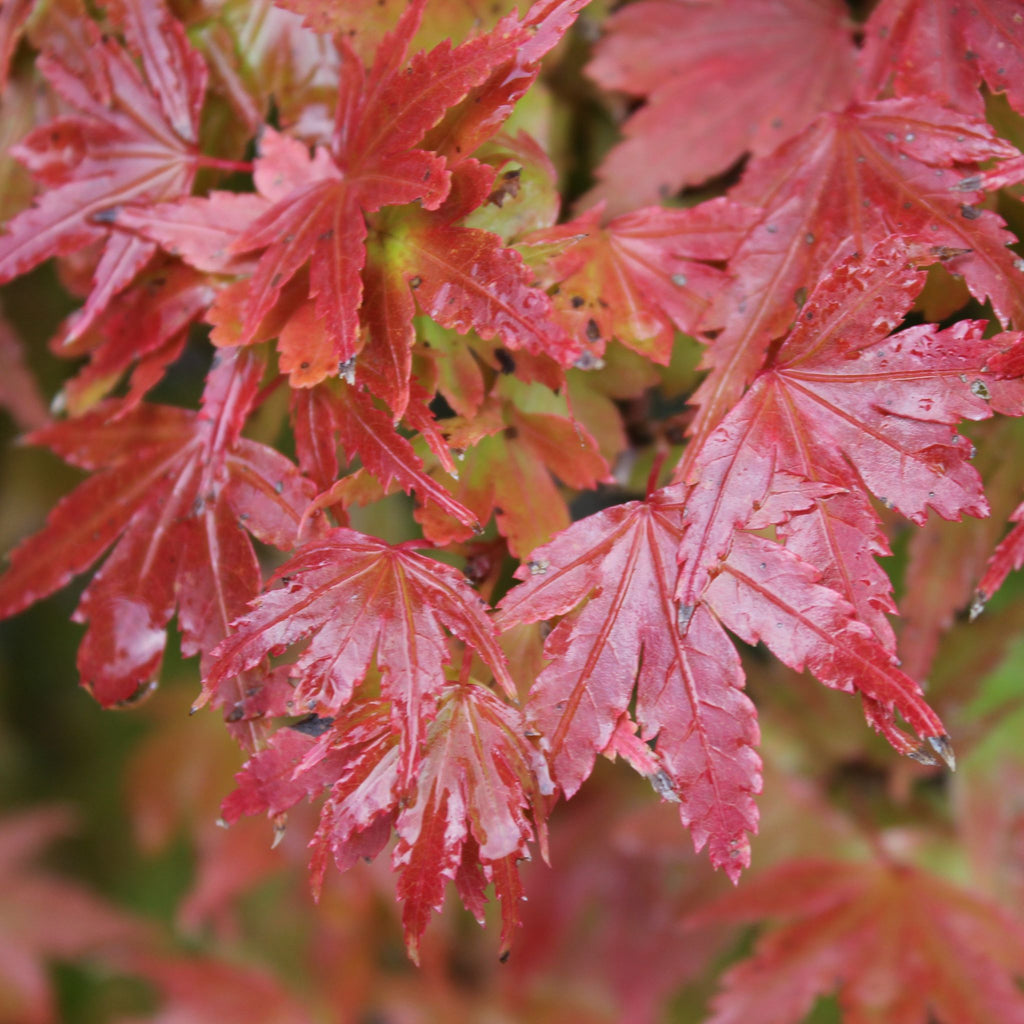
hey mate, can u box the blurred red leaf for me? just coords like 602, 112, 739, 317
587, 0, 859, 212
0, 807, 142, 1024
861, 0, 1024, 117
696, 856, 1024, 1024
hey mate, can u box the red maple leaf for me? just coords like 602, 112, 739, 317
203, 527, 517, 781
0, 349, 317, 718
695, 856, 1024, 1024
0, 0, 208, 341
212, 4, 533, 379
861, 0, 1024, 117
494, 243, 1024, 872
685, 98, 1024, 450
678, 240, 1024, 650
496, 489, 763, 878
586, 0, 859, 212
222, 679, 550, 963
524, 198, 758, 364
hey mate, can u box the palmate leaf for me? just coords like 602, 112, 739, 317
685, 98, 1024, 450
524, 198, 758, 364
496, 491, 762, 879
202, 528, 517, 781
223, 681, 550, 964
587, 0, 859, 213
215, 4, 530, 375
696, 857, 1024, 1024
678, 240, 1024, 647
861, 0, 1024, 117
495, 467, 953, 878
491, 241, 1024, 874
0, 349, 316, 720
0, 0, 206, 340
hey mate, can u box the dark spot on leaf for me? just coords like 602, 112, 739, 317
226, 704, 244, 722
92, 207, 121, 224
495, 348, 516, 374
290, 714, 335, 737
585, 319, 600, 342
504, 425, 518, 440
959, 204, 982, 220
487, 168, 522, 207
570, 295, 585, 308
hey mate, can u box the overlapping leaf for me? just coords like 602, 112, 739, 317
686, 98, 1024, 449
489, 242, 1024, 873
524, 198, 757, 364
0, 349, 316, 714
587, 0, 859, 213
415, 382, 610, 557
203, 527, 516, 780
224, 680, 549, 963
679, 240, 1024, 650
361, 164, 578, 415
289, 378, 477, 530
0, 0, 206, 340
861, 0, 1024, 116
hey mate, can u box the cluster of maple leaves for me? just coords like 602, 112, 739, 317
2, 0, 1024, 1014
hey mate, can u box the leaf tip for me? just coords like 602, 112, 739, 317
928, 734, 956, 772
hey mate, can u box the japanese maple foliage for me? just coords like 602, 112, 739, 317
3, 0, 1024, 1015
